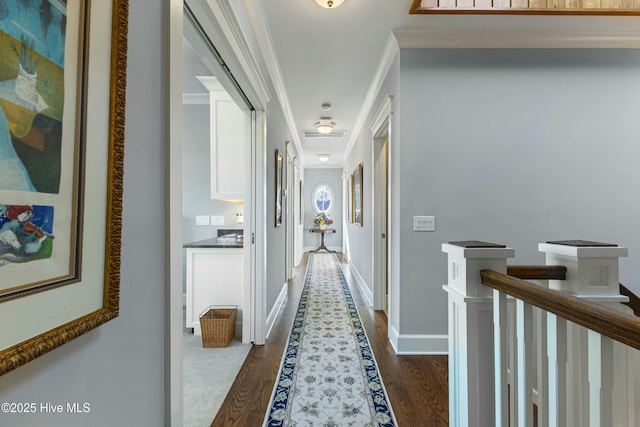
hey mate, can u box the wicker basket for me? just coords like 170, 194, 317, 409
199, 306, 237, 348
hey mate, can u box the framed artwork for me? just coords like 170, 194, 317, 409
347, 174, 353, 223
352, 163, 363, 226
299, 180, 303, 225
0, 0, 128, 375
275, 149, 283, 226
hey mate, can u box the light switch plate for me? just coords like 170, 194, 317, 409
414, 216, 435, 232
210, 215, 225, 226
195, 215, 210, 226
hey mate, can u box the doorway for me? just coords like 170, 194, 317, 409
168, 1, 268, 425
373, 137, 389, 315
371, 95, 394, 320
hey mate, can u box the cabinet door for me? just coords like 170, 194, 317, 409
210, 91, 244, 200
185, 249, 244, 336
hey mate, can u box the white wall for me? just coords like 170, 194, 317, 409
397, 48, 640, 349
303, 168, 343, 251
0, 1, 166, 425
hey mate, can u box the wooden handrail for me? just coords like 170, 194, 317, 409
507, 265, 567, 281
481, 269, 640, 352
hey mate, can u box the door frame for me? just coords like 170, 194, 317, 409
370, 95, 394, 313
167, 1, 269, 424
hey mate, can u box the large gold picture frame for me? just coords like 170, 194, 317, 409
0, 0, 127, 376
275, 149, 283, 227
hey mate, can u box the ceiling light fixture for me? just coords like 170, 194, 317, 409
315, 118, 335, 134
317, 154, 331, 162
315, 0, 344, 8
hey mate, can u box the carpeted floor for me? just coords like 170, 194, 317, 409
183, 312, 252, 427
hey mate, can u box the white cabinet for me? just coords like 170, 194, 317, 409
209, 90, 245, 200
185, 247, 243, 337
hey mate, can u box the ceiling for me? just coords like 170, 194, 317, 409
259, 0, 416, 168
184, 1, 640, 168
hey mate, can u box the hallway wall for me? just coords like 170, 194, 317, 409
397, 48, 640, 350
265, 99, 293, 315
303, 168, 343, 251
344, 54, 400, 329
344, 47, 640, 354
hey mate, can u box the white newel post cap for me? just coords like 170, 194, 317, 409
442, 241, 515, 298
538, 240, 628, 297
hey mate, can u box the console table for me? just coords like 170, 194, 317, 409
309, 228, 336, 253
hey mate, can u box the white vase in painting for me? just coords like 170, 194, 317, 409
15, 64, 39, 106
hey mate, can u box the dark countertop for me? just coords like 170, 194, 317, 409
183, 236, 244, 249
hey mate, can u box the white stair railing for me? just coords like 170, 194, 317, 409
443, 240, 637, 427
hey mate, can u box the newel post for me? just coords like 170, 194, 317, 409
539, 240, 631, 427
442, 241, 515, 427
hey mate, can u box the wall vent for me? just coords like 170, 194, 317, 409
303, 130, 346, 138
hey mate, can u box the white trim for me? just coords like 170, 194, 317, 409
252, 110, 268, 345
369, 95, 394, 135
265, 282, 288, 341
388, 325, 449, 355
167, 0, 184, 425
243, 0, 305, 166
347, 260, 374, 308
369, 95, 394, 315
393, 28, 640, 49
343, 32, 399, 164
208, 0, 271, 107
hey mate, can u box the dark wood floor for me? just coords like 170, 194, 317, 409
211, 253, 449, 427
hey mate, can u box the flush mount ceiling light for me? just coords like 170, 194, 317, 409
315, 118, 335, 134
315, 0, 344, 8
317, 154, 331, 162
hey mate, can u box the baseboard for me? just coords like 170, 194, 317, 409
388, 324, 448, 355
347, 261, 374, 308
265, 281, 288, 340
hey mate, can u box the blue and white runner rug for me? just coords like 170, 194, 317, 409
263, 253, 397, 427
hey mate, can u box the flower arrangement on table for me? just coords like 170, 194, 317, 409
313, 212, 333, 229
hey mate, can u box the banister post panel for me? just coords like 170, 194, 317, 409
539, 241, 631, 427
442, 241, 515, 427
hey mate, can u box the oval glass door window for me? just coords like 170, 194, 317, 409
312, 183, 333, 214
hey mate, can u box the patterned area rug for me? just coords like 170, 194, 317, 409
263, 253, 397, 427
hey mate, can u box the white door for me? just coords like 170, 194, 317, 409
374, 136, 389, 315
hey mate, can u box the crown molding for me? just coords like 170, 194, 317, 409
343, 32, 400, 166
194, 0, 271, 108
393, 27, 640, 49
244, 0, 305, 167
